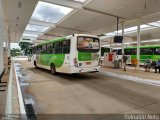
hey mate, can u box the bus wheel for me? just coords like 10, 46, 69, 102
51, 64, 56, 75
34, 61, 38, 69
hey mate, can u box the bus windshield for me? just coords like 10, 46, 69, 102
77, 36, 100, 52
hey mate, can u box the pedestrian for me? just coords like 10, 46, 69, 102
122, 53, 128, 71
155, 59, 160, 73
144, 58, 151, 72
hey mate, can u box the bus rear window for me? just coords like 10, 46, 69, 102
77, 36, 100, 52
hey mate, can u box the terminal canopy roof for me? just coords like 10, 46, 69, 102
3, 0, 160, 45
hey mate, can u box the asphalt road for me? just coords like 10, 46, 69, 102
19, 60, 160, 114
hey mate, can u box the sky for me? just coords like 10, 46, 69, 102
11, 43, 21, 49
31, 1, 73, 23
3, 42, 20, 49
25, 24, 49, 33
22, 1, 73, 41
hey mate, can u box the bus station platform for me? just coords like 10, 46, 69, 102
101, 66, 160, 81
6, 59, 159, 116
0, 57, 160, 120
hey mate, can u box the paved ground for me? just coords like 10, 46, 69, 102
0, 50, 9, 114
0, 69, 11, 114
101, 66, 160, 81
19, 60, 160, 114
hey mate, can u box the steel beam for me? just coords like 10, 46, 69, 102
57, 26, 87, 33
24, 30, 44, 35
146, 23, 160, 29
29, 20, 56, 27
83, 7, 128, 20
40, 0, 83, 9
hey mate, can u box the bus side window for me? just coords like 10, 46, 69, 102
47, 44, 53, 54
37, 46, 39, 54
124, 49, 132, 55
132, 48, 137, 55
155, 47, 160, 55
32, 48, 34, 54
62, 40, 70, 54
118, 49, 122, 55
54, 43, 58, 54
143, 48, 151, 55
34, 47, 36, 54
150, 48, 154, 55
42, 45, 47, 54
52, 43, 55, 54
36, 46, 38, 54
55, 42, 62, 54
59, 42, 63, 54
39, 46, 43, 53
140, 48, 143, 55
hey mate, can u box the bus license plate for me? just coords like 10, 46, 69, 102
86, 62, 91, 65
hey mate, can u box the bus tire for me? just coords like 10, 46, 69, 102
34, 61, 38, 69
51, 64, 57, 75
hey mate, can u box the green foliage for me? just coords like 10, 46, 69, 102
11, 48, 21, 56
19, 42, 32, 51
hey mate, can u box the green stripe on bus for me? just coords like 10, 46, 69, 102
78, 52, 92, 61
131, 55, 160, 63
39, 54, 65, 68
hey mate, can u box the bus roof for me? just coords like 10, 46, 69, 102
37, 36, 66, 46
36, 34, 100, 47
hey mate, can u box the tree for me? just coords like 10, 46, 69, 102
19, 42, 32, 54
11, 48, 21, 56
19, 42, 32, 50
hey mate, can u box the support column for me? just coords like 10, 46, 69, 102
7, 34, 11, 57
110, 39, 112, 52
5, 32, 8, 49
0, 0, 4, 74
137, 22, 141, 69
5, 31, 8, 49
121, 22, 124, 54
5, 28, 10, 57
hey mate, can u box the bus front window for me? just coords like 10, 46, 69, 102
77, 36, 100, 52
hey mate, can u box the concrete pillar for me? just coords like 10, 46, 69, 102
137, 22, 141, 69
5, 31, 8, 49
0, 0, 4, 74
5, 32, 8, 49
110, 39, 112, 52
4, 29, 10, 57
7, 33, 11, 57
121, 23, 124, 54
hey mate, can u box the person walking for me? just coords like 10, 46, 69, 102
122, 53, 128, 71
155, 59, 160, 73
144, 58, 151, 72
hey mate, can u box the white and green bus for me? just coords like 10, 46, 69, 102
31, 34, 101, 74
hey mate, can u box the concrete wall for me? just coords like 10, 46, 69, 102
0, 0, 4, 74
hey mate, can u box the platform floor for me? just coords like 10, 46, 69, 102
0, 72, 8, 113
17, 60, 160, 114
101, 66, 160, 81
